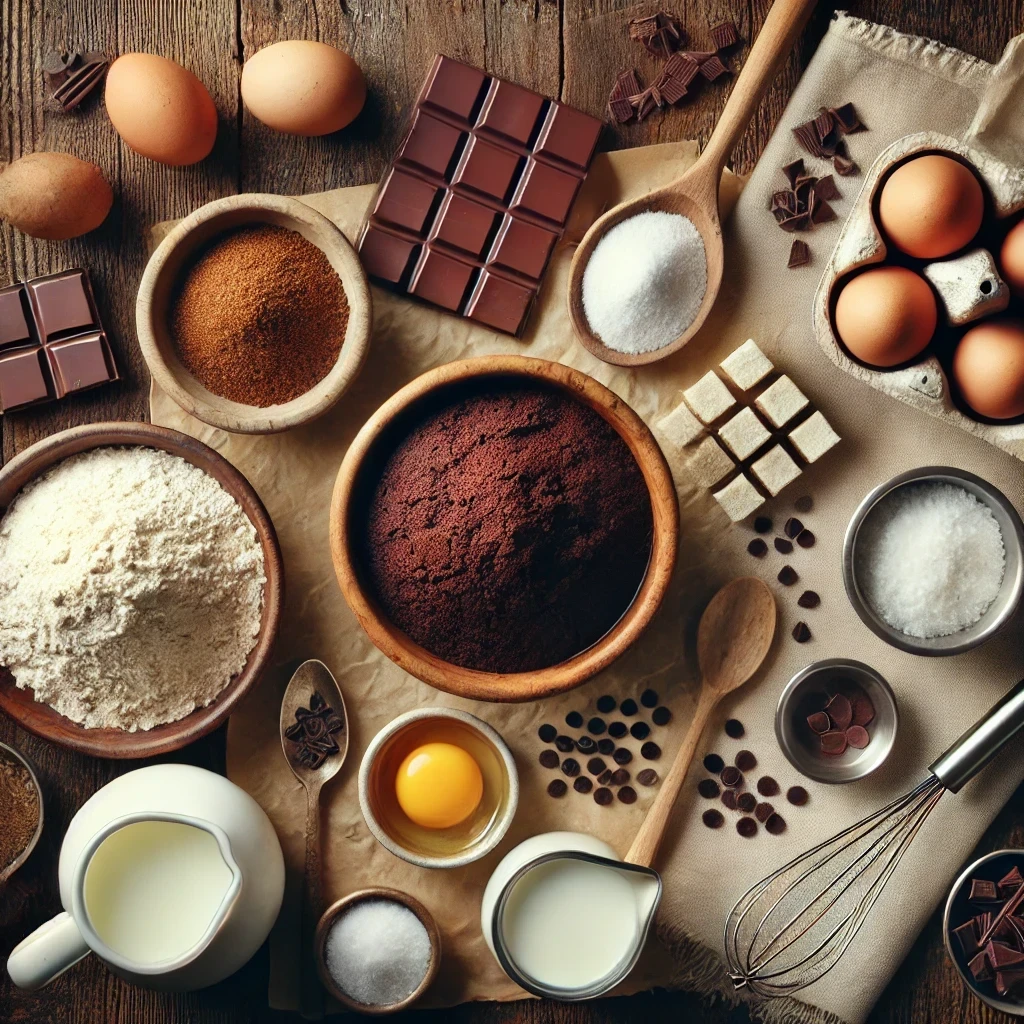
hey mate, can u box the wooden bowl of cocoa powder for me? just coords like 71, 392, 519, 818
330, 355, 679, 703
137, 193, 371, 435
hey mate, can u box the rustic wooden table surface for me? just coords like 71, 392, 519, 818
2, 2, 1023, 1022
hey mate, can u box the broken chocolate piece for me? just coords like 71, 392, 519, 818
710, 20, 739, 50
845, 725, 870, 749
953, 919, 981, 958
813, 174, 840, 201
810, 196, 836, 225
1001, 866, 1024, 899
798, 590, 821, 609
988, 941, 1024, 970
813, 108, 834, 142
781, 159, 805, 189
824, 694, 853, 730
829, 102, 864, 133
806, 711, 831, 734
788, 240, 811, 268
699, 55, 728, 81
609, 69, 642, 123
969, 949, 993, 982
970, 879, 1001, 903
833, 152, 857, 176
820, 730, 847, 755
793, 120, 824, 157
45, 50, 109, 112
777, 565, 799, 586
628, 11, 685, 59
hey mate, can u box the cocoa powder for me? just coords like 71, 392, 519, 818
358, 381, 653, 674
171, 224, 348, 407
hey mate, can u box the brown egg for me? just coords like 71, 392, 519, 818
1000, 219, 1024, 297
105, 53, 218, 166
953, 320, 1024, 420
878, 154, 984, 259
834, 266, 937, 368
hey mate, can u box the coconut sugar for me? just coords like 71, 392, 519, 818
857, 482, 1005, 638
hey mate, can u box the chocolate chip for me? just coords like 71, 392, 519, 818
598, 738, 615, 754
618, 786, 638, 804
620, 698, 638, 717
795, 495, 813, 513
610, 768, 631, 786
774, 538, 793, 554
630, 721, 651, 740
652, 706, 672, 726
547, 779, 567, 797
598, 770, 613, 785
846, 725, 870, 748
725, 719, 745, 739
721, 790, 738, 810
737, 817, 758, 838
574, 776, 593, 794
561, 758, 580, 777
703, 809, 725, 829
820, 730, 848, 755
766, 813, 787, 835
588, 757, 607, 775
641, 741, 661, 760
614, 747, 633, 765
703, 753, 725, 773
735, 750, 757, 772
698, 778, 720, 798
798, 590, 820, 609
787, 785, 809, 806
825, 694, 852, 730
737, 792, 757, 813
784, 517, 804, 539
792, 621, 812, 643
637, 768, 659, 786
596, 695, 617, 713
807, 711, 830, 734
594, 787, 613, 806
755, 802, 775, 822
797, 529, 816, 548
608, 721, 628, 739
555, 735, 574, 752
587, 717, 607, 735
754, 516, 773, 534
565, 710, 583, 728
757, 776, 780, 797
778, 565, 799, 586
721, 766, 743, 788
538, 724, 556, 743
539, 750, 559, 769
641, 688, 659, 708
748, 538, 769, 557
575, 735, 596, 755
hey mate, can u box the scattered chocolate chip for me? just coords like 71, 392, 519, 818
630, 722, 651, 740
820, 730, 848, 756
638, 768, 659, 786
737, 817, 758, 838
618, 785, 638, 804
555, 735, 575, 752
787, 239, 811, 269
620, 698, 638, 717
539, 750, 559, 769
778, 565, 799, 586
610, 768, 631, 786
725, 719, 745, 739
703, 808, 725, 829
766, 813, 787, 835
825, 694, 852, 730
548, 779, 567, 797
608, 721, 628, 739
574, 776, 593, 794
748, 537, 769, 557
641, 688, 659, 708
754, 516, 773, 534
652, 706, 672, 726
598, 770, 613, 785
798, 590, 821, 609
806, 711, 831, 734
755, 802, 775, 822
561, 758, 580, 777
721, 766, 743, 788
784, 517, 804, 539
774, 538, 794, 555
596, 695, 617, 714
594, 787, 613, 806
757, 776, 780, 797
698, 778, 720, 798
737, 792, 757, 813
797, 529, 816, 548
787, 785, 809, 806
792, 622, 812, 643
587, 717, 607, 735
565, 710, 584, 728
846, 725, 870, 748
538, 724, 556, 743
795, 495, 813, 513
588, 757, 607, 776
704, 753, 725, 773
721, 789, 738, 810
641, 741, 661, 760
598, 738, 615, 755
735, 750, 757, 772
614, 747, 633, 765
575, 735, 597, 755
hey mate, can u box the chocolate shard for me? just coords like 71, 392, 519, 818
953, 919, 981, 958
813, 173, 841, 201
793, 120, 824, 157
813, 108, 834, 142
996, 967, 1024, 997
665, 52, 701, 89
806, 711, 831, 734
820, 730, 847, 755
829, 102, 864, 133
682, 50, 717, 64
655, 69, 689, 106
811, 195, 836, 224
970, 879, 1001, 903
698, 55, 728, 81
1000, 866, 1024, 899
987, 940, 1024, 970
771, 189, 796, 213
850, 693, 875, 727
969, 949, 993, 982
824, 693, 853, 731
845, 725, 870, 749
779, 212, 811, 233
782, 158, 805, 188
833, 152, 858, 176
787, 239, 810, 268
710, 20, 739, 50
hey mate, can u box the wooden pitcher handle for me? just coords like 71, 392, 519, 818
300, 783, 325, 1017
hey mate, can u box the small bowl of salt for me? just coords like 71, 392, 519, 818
315, 888, 440, 1015
843, 467, 1024, 656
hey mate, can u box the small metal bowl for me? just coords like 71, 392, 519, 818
0, 740, 44, 883
315, 887, 441, 1015
775, 659, 898, 784
944, 849, 1024, 1015
843, 467, 1024, 656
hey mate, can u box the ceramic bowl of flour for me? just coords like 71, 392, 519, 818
0, 422, 284, 758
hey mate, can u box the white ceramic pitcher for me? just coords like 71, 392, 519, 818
8, 764, 284, 992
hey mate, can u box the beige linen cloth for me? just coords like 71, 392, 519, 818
151, 13, 1024, 1023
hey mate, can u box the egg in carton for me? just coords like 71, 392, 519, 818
813, 131, 1024, 461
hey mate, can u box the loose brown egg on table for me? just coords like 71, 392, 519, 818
952, 320, 1024, 420
240, 40, 366, 136
1000, 219, 1024, 296
834, 266, 937, 368
878, 154, 984, 259
104, 53, 218, 166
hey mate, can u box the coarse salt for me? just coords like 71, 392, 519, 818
581, 210, 707, 355
856, 482, 1005, 639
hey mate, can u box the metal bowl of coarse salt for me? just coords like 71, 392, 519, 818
843, 466, 1024, 657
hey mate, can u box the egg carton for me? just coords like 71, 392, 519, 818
812, 131, 1024, 462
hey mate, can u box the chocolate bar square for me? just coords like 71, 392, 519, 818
0, 285, 33, 349
373, 169, 440, 234
465, 271, 534, 334
452, 136, 521, 203
28, 270, 97, 341
429, 193, 497, 257
420, 57, 488, 123
47, 332, 116, 397
477, 79, 546, 146
534, 102, 603, 171
487, 215, 558, 281
0, 346, 51, 412
511, 159, 581, 225
359, 227, 419, 284
396, 110, 465, 181
409, 248, 476, 311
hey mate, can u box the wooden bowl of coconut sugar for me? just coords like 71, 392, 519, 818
0, 422, 284, 758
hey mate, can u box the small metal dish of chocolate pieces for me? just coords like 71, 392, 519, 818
775, 658, 898, 784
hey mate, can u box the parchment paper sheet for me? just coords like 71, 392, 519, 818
151, 13, 1024, 1024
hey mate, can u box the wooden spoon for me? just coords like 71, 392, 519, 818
567, 0, 818, 368
280, 659, 350, 1016
626, 578, 776, 868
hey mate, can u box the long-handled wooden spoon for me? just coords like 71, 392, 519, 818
626, 577, 776, 868
568, 0, 818, 368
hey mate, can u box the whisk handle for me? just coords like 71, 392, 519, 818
929, 678, 1024, 793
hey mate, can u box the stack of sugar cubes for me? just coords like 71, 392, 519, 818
654, 339, 840, 521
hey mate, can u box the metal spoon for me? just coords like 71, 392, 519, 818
567, 0, 818, 368
280, 659, 349, 1016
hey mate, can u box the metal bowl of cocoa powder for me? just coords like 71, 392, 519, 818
0, 740, 43, 884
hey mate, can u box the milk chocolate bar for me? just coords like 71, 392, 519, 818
358, 55, 603, 336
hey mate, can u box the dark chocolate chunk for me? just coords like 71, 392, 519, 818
781, 159, 804, 189
829, 102, 864, 133
833, 152, 857, 176
774, 538, 794, 555
699, 55, 728, 81
797, 529, 816, 548
703, 753, 725, 773
588, 757, 607, 776
652, 706, 672, 726
574, 776, 593, 794
807, 711, 831, 734
620, 698, 638, 717
798, 590, 821, 609
756, 776, 780, 797
999, 867, 1024, 898
597, 738, 615, 754
613, 784, 637, 807
575, 735, 597, 755
630, 721, 651, 740
735, 750, 757, 772
608, 721, 628, 739
795, 495, 813, 513
613, 747, 633, 765
637, 768, 659, 787
748, 538, 769, 557
792, 621, 812, 643
698, 778, 720, 798
539, 750, 559, 769
850, 693, 875, 727
778, 565, 799, 586
710, 21, 739, 50
720, 766, 743, 788
725, 719, 745, 739
737, 792, 757, 813
753, 515, 773, 534
820, 730, 848, 756
641, 741, 661, 760
547, 779, 567, 797
594, 787, 613, 806
609, 70, 640, 124
538, 723, 556, 742
737, 817, 758, 838
703, 808, 725, 829
610, 768, 631, 786
969, 949, 992, 982
561, 758, 580, 777
755, 802, 775, 822
598, 770, 613, 785
641, 688, 659, 708
845, 725, 870, 749
596, 695, 617, 713
555, 735, 575, 752
46, 51, 109, 112
787, 785, 809, 806
784, 517, 804, 539
721, 789, 738, 810
825, 694, 853, 731
565, 710, 584, 728
793, 120, 824, 157
970, 879, 1000, 903
788, 240, 811, 268
587, 717, 607, 735
765, 813, 787, 835
814, 174, 840, 201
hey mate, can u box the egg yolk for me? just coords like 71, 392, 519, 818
395, 742, 483, 830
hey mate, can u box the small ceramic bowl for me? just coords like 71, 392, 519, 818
359, 707, 518, 869
775, 659, 898, 784
0, 741, 44, 883
843, 466, 1024, 656
944, 849, 1024, 1015
315, 887, 441, 1015
137, 193, 372, 435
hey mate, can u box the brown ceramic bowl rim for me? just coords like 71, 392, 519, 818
0, 740, 44, 883
314, 887, 441, 1014
329, 355, 679, 703
0, 422, 284, 758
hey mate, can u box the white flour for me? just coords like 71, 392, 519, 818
0, 447, 266, 731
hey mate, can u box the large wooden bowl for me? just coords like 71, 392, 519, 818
137, 193, 372, 435
0, 423, 284, 758
330, 356, 679, 702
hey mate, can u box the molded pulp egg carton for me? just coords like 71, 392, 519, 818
812, 131, 1024, 461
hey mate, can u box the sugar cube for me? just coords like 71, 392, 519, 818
655, 399, 704, 451
720, 339, 774, 391
755, 375, 809, 428
713, 474, 765, 522
789, 411, 840, 463
687, 436, 735, 488
751, 445, 802, 497
683, 371, 736, 425
717, 407, 771, 461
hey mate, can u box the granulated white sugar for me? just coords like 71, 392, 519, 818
857, 482, 1005, 639
581, 210, 707, 354
324, 898, 432, 1007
